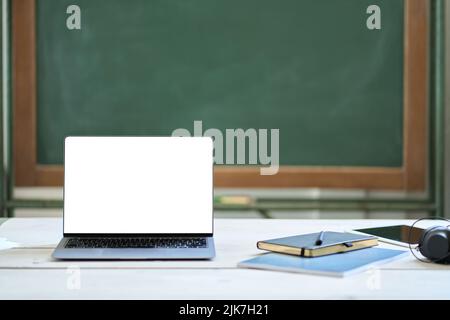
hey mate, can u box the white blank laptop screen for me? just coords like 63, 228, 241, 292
63, 137, 213, 234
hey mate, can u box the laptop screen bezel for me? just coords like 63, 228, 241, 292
62, 136, 214, 238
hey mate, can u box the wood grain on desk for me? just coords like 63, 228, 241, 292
0, 218, 449, 299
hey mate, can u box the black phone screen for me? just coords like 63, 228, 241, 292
354, 225, 424, 244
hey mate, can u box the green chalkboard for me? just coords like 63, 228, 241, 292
36, 0, 404, 166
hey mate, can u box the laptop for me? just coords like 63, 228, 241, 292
52, 136, 215, 260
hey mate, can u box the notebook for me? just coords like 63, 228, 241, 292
257, 231, 378, 257
238, 247, 408, 277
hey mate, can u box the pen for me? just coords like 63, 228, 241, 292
315, 231, 325, 246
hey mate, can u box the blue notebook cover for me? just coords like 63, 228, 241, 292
238, 247, 408, 277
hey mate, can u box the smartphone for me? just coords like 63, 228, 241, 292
352, 225, 425, 247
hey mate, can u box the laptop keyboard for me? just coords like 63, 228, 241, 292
65, 237, 208, 249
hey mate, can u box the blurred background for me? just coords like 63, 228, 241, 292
6, 0, 449, 219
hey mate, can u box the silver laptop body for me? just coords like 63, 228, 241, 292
53, 136, 215, 260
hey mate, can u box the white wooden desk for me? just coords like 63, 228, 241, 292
0, 218, 449, 299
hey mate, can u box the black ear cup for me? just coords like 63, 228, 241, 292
419, 226, 450, 263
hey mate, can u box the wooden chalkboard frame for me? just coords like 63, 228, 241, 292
12, 0, 428, 190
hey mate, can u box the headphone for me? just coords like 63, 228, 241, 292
409, 217, 450, 264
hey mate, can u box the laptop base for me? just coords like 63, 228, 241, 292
52, 237, 215, 260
